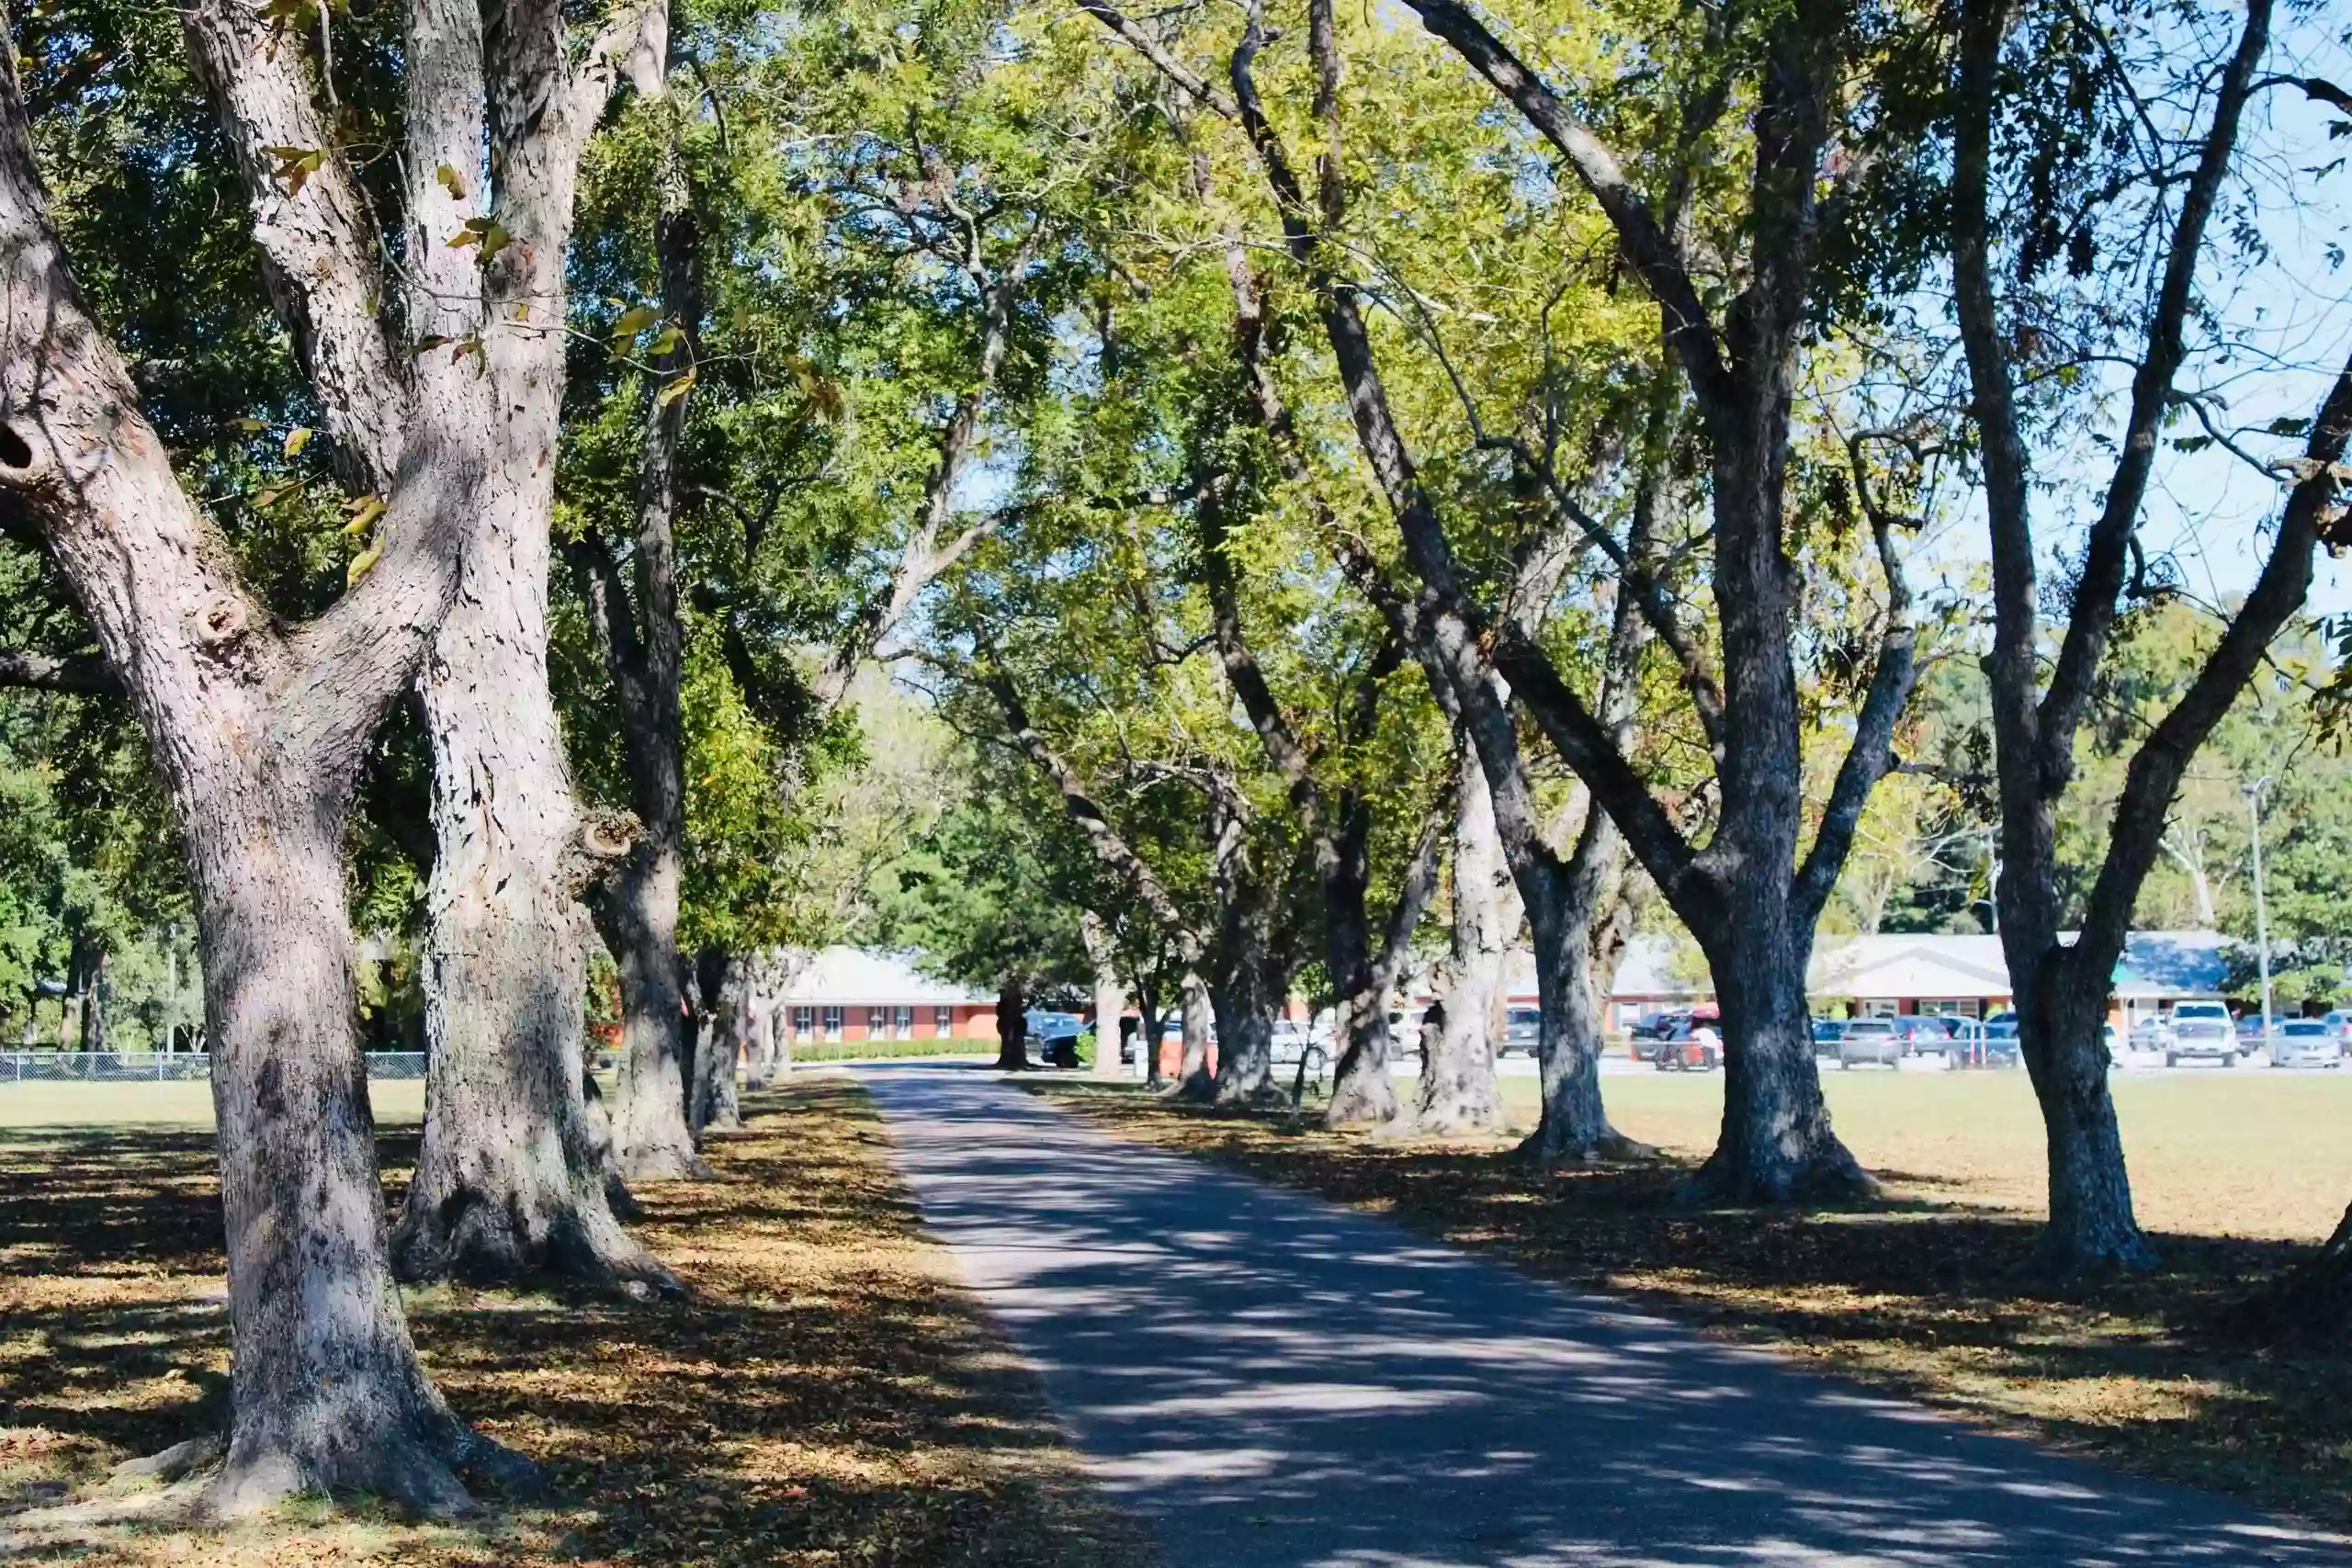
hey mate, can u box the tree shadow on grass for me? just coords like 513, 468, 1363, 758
1028, 1078, 2352, 1529
0, 1080, 1148, 1566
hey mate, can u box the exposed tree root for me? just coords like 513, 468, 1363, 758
1676, 1140, 1883, 1206
0, 1416, 541, 1542
1168, 1069, 1218, 1104
2022, 1228, 2159, 1280
1511, 1123, 1657, 1168
614, 1142, 713, 1184
390, 1205, 684, 1301
1212, 1077, 1286, 1111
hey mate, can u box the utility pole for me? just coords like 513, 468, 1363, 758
2245, 778, 2274, 1049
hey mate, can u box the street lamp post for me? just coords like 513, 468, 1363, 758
2245, 777, 2274, 1050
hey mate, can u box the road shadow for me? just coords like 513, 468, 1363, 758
863, 1069, 2352, 1568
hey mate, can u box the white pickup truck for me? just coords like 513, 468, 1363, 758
2165, 1000, 2238, 1067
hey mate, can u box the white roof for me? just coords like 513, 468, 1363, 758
1500, 929, 2232, 1004
1808, 934, 2013, 999
779, 947, 989, 1007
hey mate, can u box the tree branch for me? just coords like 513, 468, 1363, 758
2034, 0, 2276, 783
2069, 344, 2352, 990
0, 647, 116, 695
1387, 0, 1733, 421
181, 0, 405, 491
979, 659, 1206, 966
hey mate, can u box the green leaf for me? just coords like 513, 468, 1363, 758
655, 367, 697, 408
435, 163, 467, 201
342, 495, 387, 534
2170, 435, 2214, 454
411, 334, 453, 354
2267, 416, 2312, 438
262, 144, 325, 197
232, 417, 267, 434
646, 325, 685, 358
612, 306, 662, 338
283, 426, 311, 457
345, 538, 385, 588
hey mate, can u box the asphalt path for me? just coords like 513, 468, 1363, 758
852, 1064, 2352, 1568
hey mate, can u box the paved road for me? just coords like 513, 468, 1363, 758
853, 1066, 2351, 1568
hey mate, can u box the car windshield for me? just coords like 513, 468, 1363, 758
2281, 1021, 2326, 1036
1508, 1009, 1540, 1025
1846, 1021, 1893, 1035
2175, 1004, 2228, 1021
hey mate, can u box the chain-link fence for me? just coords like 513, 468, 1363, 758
0, 1051, 430, 1083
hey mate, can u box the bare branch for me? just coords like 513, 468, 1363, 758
0, 647, 116, 695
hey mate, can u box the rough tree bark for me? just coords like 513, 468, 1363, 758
1408, 756, 1513, 1137
570, 118, 707, 1183
1203, 773, 1283, 1107
390, 0, 673, 1280
687, 947, 745, 1134
1950, 0, 2346, 1269
995, 978, 1032, 1070
0, 5, 549, 1507
179, 0, 673, 1288
1176, 969, 1216, 1093
1081, 911, 1128, 1080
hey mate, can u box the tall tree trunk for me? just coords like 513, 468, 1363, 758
579, 166, 705, 1182
1082, 912, 1127, 1080
1947, 0, 2309, 1269
995, 977, 1032, 1070
1399, 761, 1510, 1136
1684, 891, 1864, 1201
688, 948, 744, 1135
200, 798, 532, 1512
1174, 969, 1215, 1095
1208, 960, 1277, 1106
1131, 967, 1164, 1086
595, 849, 706, 1178
1319, 806, 1397, 1126
0, 18, 541, 1499
392, 470, 665, 1290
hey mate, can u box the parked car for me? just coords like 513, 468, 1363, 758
1837, 1018, 1903, 1068
2324, 1010, 2352, 1049
1919, 1018, 2018, 1066
2235, 1012, 2267, 1043
2269, 1018, 2346, 1069
2127, 1016, 2171, 1051
1269, 1019, 1321, 1068
1026, 1010, 1085, 1067
1810, 1019, 1847, 1050
1502, 1007, 1542, 1057
1630, 1006, 1719, 1062
1891, 1015, 1961, 1055
2165, 1000, 2237, 1067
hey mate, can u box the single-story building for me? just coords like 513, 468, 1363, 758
1502, 929, 2235, 1029
777, 948, 997, 1043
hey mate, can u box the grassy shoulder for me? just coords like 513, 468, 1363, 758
1026, 1071, 2352, 1528
0, 1077, 1148, 1567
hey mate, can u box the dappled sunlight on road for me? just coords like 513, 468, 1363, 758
857, 1066, 2352, 1568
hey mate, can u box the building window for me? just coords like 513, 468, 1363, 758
821, 1005, 842, 1040
934, 1005, 954, 1038
867, 1006, 888, 1036
793, 1006, 814, 1042
895, 1005, 914, 1040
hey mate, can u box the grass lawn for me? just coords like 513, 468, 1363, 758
1532, 1067, 2352, 1242
1032, 1066, 2352, 1528
0, 1077, 1147, 1567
